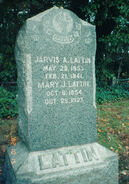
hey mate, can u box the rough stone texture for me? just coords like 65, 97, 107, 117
15, 6, 97, 151
4, 6, 118, 184
5, 142, 118, 184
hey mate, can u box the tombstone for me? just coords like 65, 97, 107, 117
5, 6, 118, 184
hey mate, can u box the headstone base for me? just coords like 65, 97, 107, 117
4, 142, 118, 184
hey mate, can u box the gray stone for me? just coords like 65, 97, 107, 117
15, 6, 97, 151
5, 142, 118, 184
5, 6, 118, 184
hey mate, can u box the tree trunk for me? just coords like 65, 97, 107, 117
117, 60, 123, 84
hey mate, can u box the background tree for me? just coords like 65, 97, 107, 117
0, 0, 128, 86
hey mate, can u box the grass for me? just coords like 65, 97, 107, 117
0, 99, 129, 183
0, 119, 19, 168
97, 99, 129, 183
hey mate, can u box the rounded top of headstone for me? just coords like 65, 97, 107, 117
24, 6, 94, 45
27, 6, 93, 27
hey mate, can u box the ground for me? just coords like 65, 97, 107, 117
97, 99, 129, 183
0, 99, 129, 183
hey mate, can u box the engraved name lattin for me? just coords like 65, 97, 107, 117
38, 146, 99, 170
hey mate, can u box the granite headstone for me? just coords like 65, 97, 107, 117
15, 6, 97, 151
5, 6, 118, 184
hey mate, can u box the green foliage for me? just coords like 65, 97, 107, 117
0, 87, 18, 118
81, 0, 129, 83
0, 0, 128, 117
0, 0, 128, 85
96, 83, 129, 104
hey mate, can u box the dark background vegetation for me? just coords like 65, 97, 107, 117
0, 0, 129, 118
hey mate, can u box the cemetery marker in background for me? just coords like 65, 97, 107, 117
5, 6, 118, 184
